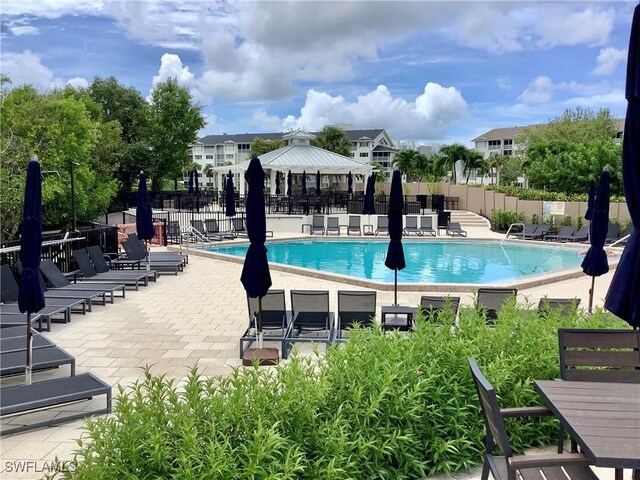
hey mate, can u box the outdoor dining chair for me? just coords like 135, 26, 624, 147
284, 290, 334, 358
335, 290, 376, 340
476, 288, 517, 324
239, 289, 290, 359
468, 357, 600, 480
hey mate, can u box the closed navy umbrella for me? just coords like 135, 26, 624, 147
287, 170, 292, 196
194, 169, 200, 195
385, 170, 406, 306
582, 169, 610, 313
275, 171, 281, 195
585, 181, 596, 221
605, 4, 640, 329
240, 157, 275, 362
302, 170, 307, 195
225, 170, 236, 217
188, 170, 194, 194
315, 170, 321, 196
347, 171, 353, 195
136, 171, 155, 270
363, 175, 376, 215
19, 156, 46, 385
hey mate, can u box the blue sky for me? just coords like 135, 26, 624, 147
1, 1, 635, 146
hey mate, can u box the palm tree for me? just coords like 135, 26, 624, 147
203, 163, 215, 189
311, 126, 353, 156
463, 150, 486, 184
486, 153, 508, 185
437, 144, 468, 184
392, 149, 430, 193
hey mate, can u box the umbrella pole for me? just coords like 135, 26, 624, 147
394, 269, 398, 306
26, 313, 33, 385
257, 297, 264, 350
588, 276, 596, 314
145, 240, 150, 271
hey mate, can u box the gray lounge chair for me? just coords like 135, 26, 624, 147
1, 344, 75, 377
446, 222, 467, 237
326, 217, 340, 236
509, 224, 537, 239
0, 313, 47, 332
83, 246, 157, 289
128, 234, 188, 264
232, 218, 249, 238
403, 216, 421, 236
239, 289, 290, 358
538, 297, 581, 317
418, 216, 436, 237
204, 219, 235, 241
39, 260, 125, 303
1, 332, 55, 354
284, 290, 335, 358
604, 222, 620, 244
375, 216, 389, 236
476, 287, 517, 324
121, 240, 183, 275
335, 290, 376, 340
347, 216, 361, 236
419, 295, 460, 322
310, 215, 325, 235
564, 226, 589, 242
525, 224, 552, 240
544, 226, 575, 242
0, 373, 111, 436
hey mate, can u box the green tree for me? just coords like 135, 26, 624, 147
311, 125, 353, 156
498, 155, 524, 186
436, 144, 471, 184
486, 153, 509, 185
146, 78, 205, 191
392, 149, 432, 193
1, 84, 119, 239
370, 161, 387, 183
203, 163, 215, 190
249, 137, 286, 158
462, 150, 486, 184
87, 76, 151, 208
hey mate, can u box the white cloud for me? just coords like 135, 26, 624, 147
519, 76, 555, 104
258, 83, 467, 140
536, 8, 614, 48
151, 53, 211, 104
9, 25, 39, 36
0, 50, 62, 90
67, 77, 89, 89
2, 0, 102, 17
593, 47, 627, 76
519, 75, 623, 106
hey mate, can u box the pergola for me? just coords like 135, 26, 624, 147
212, 130, 373, 195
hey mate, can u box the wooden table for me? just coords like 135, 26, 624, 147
535, 380, 640, 478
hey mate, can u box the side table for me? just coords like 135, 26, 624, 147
381, 305, 416, 331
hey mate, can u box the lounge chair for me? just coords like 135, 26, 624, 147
166, 220, 183, 244
476, 287, 517, 324
127, 234, 189, 264
39, 260, 125, 303
335, 290, 376, 340
309, 215, 325, 235
283, 290, 335, 358
232, 218, 249, 238
1, 344, 75, 377
326, 217, 340, 235
418, 216, 436, 237
525, 224, 552, 240
121, 240, 184, 275
419, 295, 460, 322
446, 222, 467, 237
544, 226, 575, 242
604, 222, 620, 244
1, 325, 42, 339
557, 329, 640, 453
0, 312, 48, 332
239, 289, 290, 358
467, 357, 598, 480
564, 226, 589, 242
375, 216, 389, 236
78, 247, 156, 290
403, 216, 421, 236
347, 216, 361, 236
0, 373, 111, 436
537, 297, 581, 317
1, 331, 55, 354
204, 219, 235, 241
1, 304, 71, 328
509, 224, 537, 239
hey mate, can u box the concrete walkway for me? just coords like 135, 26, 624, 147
0, 228, 626, 479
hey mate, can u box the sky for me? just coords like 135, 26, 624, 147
1, 1, 635, 147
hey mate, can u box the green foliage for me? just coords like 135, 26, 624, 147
435, 144, 485, 184
58, 309, 625, 479
1, 84, 118, 239
491, 209, 526, 231
370, 162, 387, 183
561, 215, 573, 227
530, 213, 539, 225
311, 126, 352, 157
249, 137, 286, 158
146, 78, 205, 191
483, 184, 625, 203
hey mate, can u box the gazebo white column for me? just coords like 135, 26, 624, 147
269, 169, 277, 195
238, 171, 246, 195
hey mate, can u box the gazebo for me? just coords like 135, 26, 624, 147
213, 130, 373, 195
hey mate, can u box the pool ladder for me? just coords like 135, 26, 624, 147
501, 223, 525, 245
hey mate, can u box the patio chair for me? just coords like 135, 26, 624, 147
418, 216, 436, 237
121, 240, 184, 275
544, 226, 575, 242
239, 289, 290, 359
476, 288, 517, 324
467, 358, 599, 480
509, 224, 538, 239
310, 215, 325, 235
166, 220, 183, 244
1, 331, 55, 354
604, 222, 620, 244
403, 216, 421, 236
525, 224, 552, 240
557, 329, 640, 453
1, 344, 75, 378
347, 216, 361, 236
335, 290, 376, 340
127, 233, 189, 264
284, 290, 335, 358
80, 247, 156, 290
419, 295, 460, 323
204, 218, 234, 241
0, 373, 111, 436
39, 260, 125, 303
375, 216, 389, 236
446, 222, 467, 237
232, 217, 250, 238
326, 217, 340, 236
564, 226, 589, 242
0, 312, 48, 332
537, 297, 581, 317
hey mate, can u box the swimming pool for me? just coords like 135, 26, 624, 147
206, 239, 586, 286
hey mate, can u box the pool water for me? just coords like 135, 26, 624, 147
207, 240, 584, 284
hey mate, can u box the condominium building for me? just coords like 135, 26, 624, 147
189, 127, 398, 187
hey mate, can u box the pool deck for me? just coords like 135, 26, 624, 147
0, 225, 628, 479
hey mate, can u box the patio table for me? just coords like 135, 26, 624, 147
535, 380, 640, 480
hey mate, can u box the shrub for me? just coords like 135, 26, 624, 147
530, 213, 540, 225
57, 309, 627, 480
491, 209, 526, 232
561, 215, 573, 226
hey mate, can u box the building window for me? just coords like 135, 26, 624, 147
205, 155, 214, 160
216, 154, 225, 160
351, 152, 355, 157
194, 155, 202, 159
238, 143, 250, 151
226, 154, 234, 160
503, 139, 513, 146
488, 140, 500, 149
503, 150, 512, 156
359, 152, 369, 158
